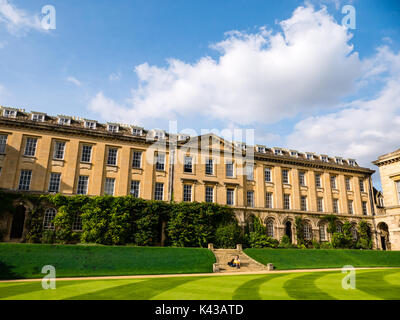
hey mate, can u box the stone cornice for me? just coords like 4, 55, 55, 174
0, 118, 151, 146
373, 155, 400, 167
253, 154, 374, 175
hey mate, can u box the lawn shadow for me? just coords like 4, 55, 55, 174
0, 261, 21, 280
232, 274, 286, 300
0, 280, 78, 299
356, 270, 400, 300
283, 272, 336, 300
68, 276, 201, 300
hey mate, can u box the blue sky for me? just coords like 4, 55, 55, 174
0, 0, 400, 182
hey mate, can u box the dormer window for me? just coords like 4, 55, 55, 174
84, 121, 97, 130
257, 146, 265, 153
58, 117, 71, 126
152, 130, 165, 140
3, 109, 17, 118
274, 149, 282, 156
178, 134, 189, 141
306, 153, 314, 160
107, 124, 119, 133
321, 156, 328, 162
131, 127, 143, 136
290, 151, 298, 157
31, 114, 45, 122
348, 159, 356, 166
335, 158, 343, 165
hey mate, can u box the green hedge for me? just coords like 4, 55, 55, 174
0, 192, 240, 248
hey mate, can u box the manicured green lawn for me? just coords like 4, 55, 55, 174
245, 248, 400, 270
1, 269, 400, 300
0, 243, 215, 280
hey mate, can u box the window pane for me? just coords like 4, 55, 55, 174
132, 151, 142, 168
184, 156, 193, 173
53, 141, 66, 160
156, 154, 165, 171
205, 186, 214, 202
24, 138, 37, 157
155, 183, 164, 200
266, 193, 273, 208
48, 173, 61, 193
0, 135, 7, 154
205, 159, 213, 175
81, 145, 92, 163
77, 176, 88, 195
247, 191, 254, 207
183, 185, 192, 202
18, 170, 32, 191
107, 148, 118, 166
265, 168, 271, 182
43, 208, 57, 230
227, 189, 234, 205
104, 178, 115, 195
130, 181, 140, 198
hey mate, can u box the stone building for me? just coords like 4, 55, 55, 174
0, 106, 380, 247
372, 149, 400, 250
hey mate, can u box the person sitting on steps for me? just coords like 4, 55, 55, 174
234, 255, 240, 269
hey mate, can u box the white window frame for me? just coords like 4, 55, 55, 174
247, 191, 254, 207
58, 117, 71, 126
183, 184, 192, 202
3, 109, 17, 118
104, 178, 115, 196
154, 182, 164, 201
43, 208, 57, 230
284, 194, 290, 210
0, 134, 7, 154
317, 197, 324, 212
266, 192, 273, 209
132, 151, 142, 169
24, 137, 38, 157
31, 114, 45, 122
130, 180, 140, 198
205, 186, 214, 203
155, 153, 165, 171
282, 169, 289, 184
77, 176, 89, 195
81, 145, 92, 163
107, 148, 118, 166
84, 121, 97, 130
48, 173, 61, 193
299, 171, 306, 186
53, 141, 66, 160
184, 156, 193, 173
227, 188, 235, 205
301, 196, 308, 211
315, 173, 322, 188
226, 161, 234, 177
18, 170, 32, 191
265, 167, 272, 182
205, 158, 214, 175
107, 124, 119, 133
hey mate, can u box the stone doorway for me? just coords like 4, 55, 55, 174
285, 221, 292, 243
377, 222, 390, 251
10, 205, 26, 239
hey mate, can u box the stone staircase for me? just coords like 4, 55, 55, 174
212, 248, 269, 273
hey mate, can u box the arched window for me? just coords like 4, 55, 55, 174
304, 222, 312, 240
43, 208, 57, 230
319, 224, 327, 241
266, 220, 274, 238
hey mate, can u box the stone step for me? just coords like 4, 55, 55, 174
211, 248, 268, 273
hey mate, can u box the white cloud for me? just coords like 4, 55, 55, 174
66, 76, 82, 87
0, 0, 42, 34
286, 46, 400, 168
89, 5, 361, 125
